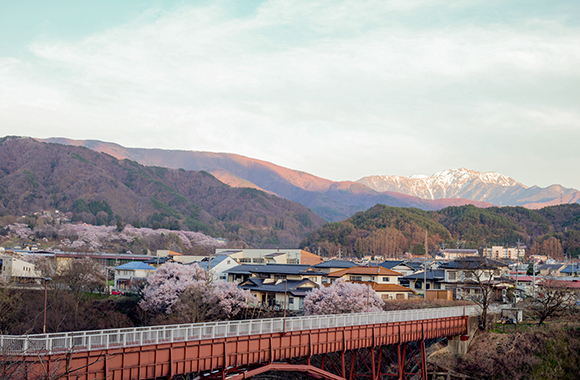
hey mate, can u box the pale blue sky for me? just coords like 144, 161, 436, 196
1, 0, 580, 190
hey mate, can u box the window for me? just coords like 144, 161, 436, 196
350, 276, 362, 281
382, 277, 390, 282
289, 297, 294, 304
253, 258, 264, 263
287, 258, 299, 264
448, 272, 456, 280
240, 258, 251, 263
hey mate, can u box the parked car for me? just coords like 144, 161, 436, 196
111, 290, 124, 295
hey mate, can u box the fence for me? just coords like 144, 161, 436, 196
0, 305, 480, 355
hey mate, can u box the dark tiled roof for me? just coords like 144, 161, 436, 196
144, 257, 173, 264
440, 257, 507, 270
223, 264, 262, 275
314, 260, 356, 269
249, 264, 325, 276
378, 260, 406, 269
239, 278, 317, 293
327, 266, 402, 277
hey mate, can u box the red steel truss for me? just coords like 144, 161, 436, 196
14, 315, 467, 380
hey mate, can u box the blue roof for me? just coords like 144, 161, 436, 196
402, 270, 445, 281
115, 262, 157, 271
561, 265, 579, 274
194, 255, 230, 270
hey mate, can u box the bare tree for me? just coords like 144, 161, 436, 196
525, 278, 574, 325
444, 257, 506, 331
55, 257, 106, 313
0, 278, 22, 334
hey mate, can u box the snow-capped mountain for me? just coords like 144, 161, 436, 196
358, 168, 580, 207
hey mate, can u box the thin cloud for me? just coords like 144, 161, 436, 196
0, 0, 579, 189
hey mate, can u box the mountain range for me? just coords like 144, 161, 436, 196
42, 138, 580, 221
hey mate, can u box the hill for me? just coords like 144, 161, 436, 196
0, 137, 325, 248
300, 203, 580, 259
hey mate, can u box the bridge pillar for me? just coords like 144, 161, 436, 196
448, 315, 479, 356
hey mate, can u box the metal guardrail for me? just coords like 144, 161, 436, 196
0, 305, 480, 355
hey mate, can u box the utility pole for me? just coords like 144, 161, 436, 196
515, 239, 521, 303
424, 231, 428, 297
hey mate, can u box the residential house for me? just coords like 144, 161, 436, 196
215, 249, 323, 265
439, 257, 509, 300
538, 263, 567, 277
239, 278, 318, 311
401, 270, 445, 292
326, 266, 414, 300
379, 261, 416, 277
236, 264, 326, 310
224, 264, 262, 284
114, 262, 156, 290
313, 260, 356, 280
561, 264, 579, 277
193, 255, 239, 281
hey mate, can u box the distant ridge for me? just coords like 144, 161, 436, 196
358, 168, 580, 209
41, 138, 579, 220
41, 138, 497, 221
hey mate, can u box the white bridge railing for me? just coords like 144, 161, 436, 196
0, 305, 482, 355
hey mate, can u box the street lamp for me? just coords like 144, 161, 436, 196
43, 277, 52, 334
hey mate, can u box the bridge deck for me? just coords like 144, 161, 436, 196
1, 306, 480, 380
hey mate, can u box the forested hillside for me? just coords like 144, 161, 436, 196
0, 137, 325, 248
300, 204, 580, 259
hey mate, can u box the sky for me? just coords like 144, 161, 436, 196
1, 0, 579, 189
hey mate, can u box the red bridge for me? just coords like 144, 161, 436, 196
1, 306, 480, 380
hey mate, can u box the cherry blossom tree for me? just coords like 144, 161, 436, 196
303, 279, 385, 315
140, 263, 256, 322
139, 263, 206, 313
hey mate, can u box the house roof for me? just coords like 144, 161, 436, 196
314, 260, 357, 269
249, 264, 325, 276
264, 252, 286, 258
239, 278, 318, 294
114, 262, 157, 271
538, 279, 580, 289
223, 264, 263, 275
378, 260, 406, 270
440, 257, 507, 270
327, 266, 402, 278
402, 270, 445, 281
144, 257, 173, 264
194, 255, 230, 270
561, 265, 579, 274
405, 261, 426, 271
538, 264, 565, 271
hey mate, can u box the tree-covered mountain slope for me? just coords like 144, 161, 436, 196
0, 137, 325, 247
300, 203, 580, 259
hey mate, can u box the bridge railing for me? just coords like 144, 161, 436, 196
0, 305, 479, 355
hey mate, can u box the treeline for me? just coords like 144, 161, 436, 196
300, 204, 580, 259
